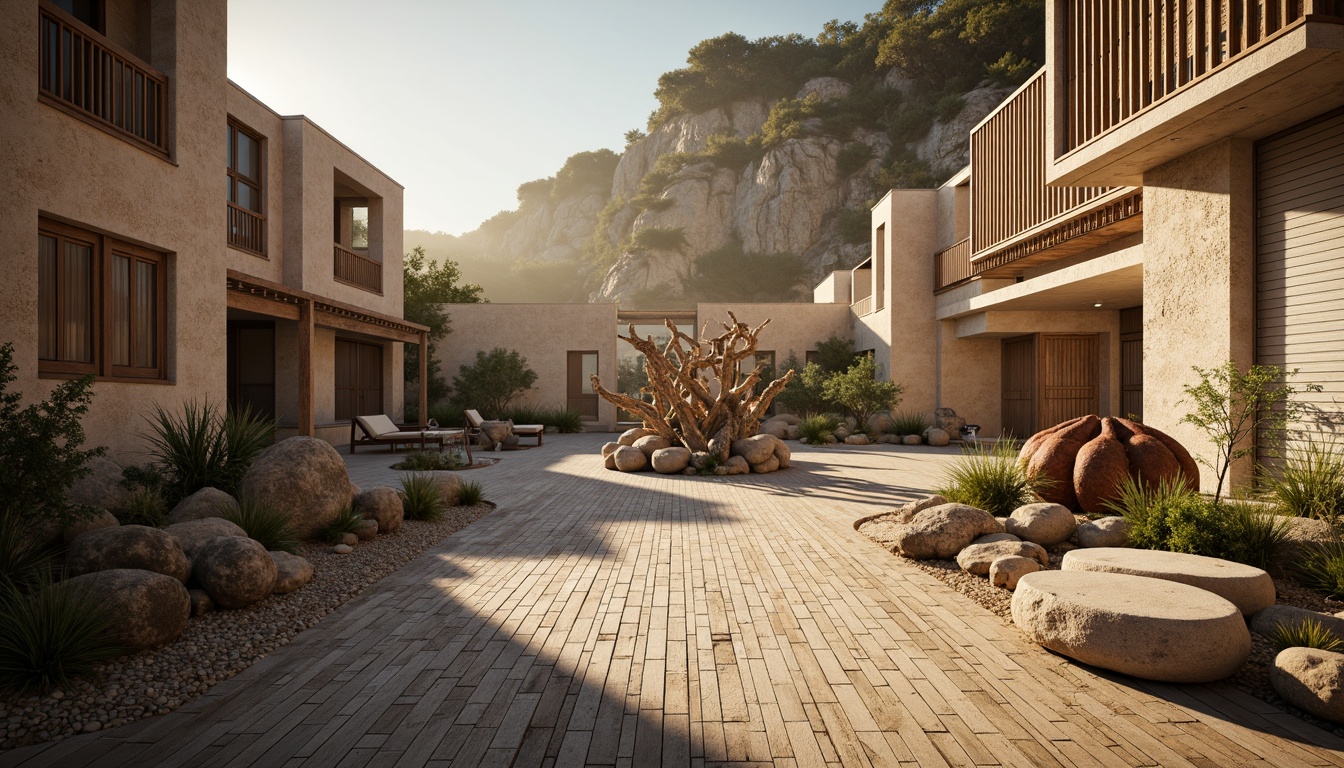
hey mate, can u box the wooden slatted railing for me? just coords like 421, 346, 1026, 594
38, 2, 168, 155
333, 243, 383, 294
971, 71, 1114, 256
227, 204, 265, 255
1065, 0, 1344, 151
851, 295, 874, 316
934, 239, 973, 291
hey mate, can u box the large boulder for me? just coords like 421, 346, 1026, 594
901, 435, 921, 446
1277, 515, 1338, 561
433, 475, 465, 506
63, 569, 190, 651
67, 525, 190, 582
923, 428, 950, 447
784, 425, 801, 441
990, 556, 1042, 590
633, 434, 673, 457
270, 551, 314, 594
239, 437, 353, 539
845, 434, 871, 446
1251, 605, 1344, 640
1018, 415, 1199, 515
890, 503, 1002, 560
1075, 516, 1130, 548
770, 413, 801, 426
651, 447, 692, 474
612, 445, 647, 472
600, 442, 622, 458
62, 510, 119, 545
723, 456, 750, 475
353, 487, 404, 534
1011, 570, 1251, 682
1272, 648, 1344, 723
760, 420, 790, 439
618, 427, 655, 446
1006, 503, 1077, 547
193, 536, 278, 609
167, 487, 238, 524
893, 495, 949, 525
1061, 548, 1275, 616
163, 518, 248, 560
773, 440, 790, 469
65, 457, 133, 512
956, 540, 1049, 576
751, 456, 780, 473
732, 434, 780, 465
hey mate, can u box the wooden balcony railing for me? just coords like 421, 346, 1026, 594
934, 239, 973, 291
333, 243, 383, 294
227, 204, 265, 256
1064, 0, 1344, 151
851, 294, 874, 316
39, 2, 168, 155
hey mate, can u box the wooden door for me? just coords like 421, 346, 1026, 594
335, 338, 383, 420
1039, 334, 1099, 428
567, 351, 599, 420
227, 320, 275, 418
1001, 336, 1036, 440
1119, 306, 1143, 421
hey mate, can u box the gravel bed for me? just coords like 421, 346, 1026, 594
855, 511, 1344, 739
1, 503, 494, 751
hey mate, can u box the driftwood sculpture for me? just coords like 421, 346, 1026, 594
590, 313, 794, 461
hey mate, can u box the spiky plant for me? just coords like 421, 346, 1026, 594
1269, 617, 1344, 653
399, 473, 445, 522
224, 498, 299, 554
937, 440, 1043, 517
322, 505, 365, 543
0, 573, 122, 694
457, 481, 485, 507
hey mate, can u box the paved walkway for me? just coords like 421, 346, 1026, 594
5, 434, 1344, 767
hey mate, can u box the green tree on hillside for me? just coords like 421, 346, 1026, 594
682, 241, 808, 302
876, 0, 1044, 87
403, 246, 485, 410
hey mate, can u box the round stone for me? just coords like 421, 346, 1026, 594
1061, 547, 1275, 616
163, 518, 248, 561
1006, 503, 1077, 547
1075, 516, 1129, 548
353, 487, 403, 534
66, 525, 191, 582
651, 447, 692, 474
612, 445, 647, 472
238, 437, 354, 539
62, 569, 190, 651
633, 434, 672, 457
193, 536, 278, 609
1272, 647, 1344, 723
956, 540, 1049, 575
1012, 570, 1250, 682
990, 556, 1041, 590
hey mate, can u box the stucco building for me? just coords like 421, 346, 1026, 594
2, 0, 425, 458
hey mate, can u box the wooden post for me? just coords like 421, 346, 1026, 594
418, 331, 429, 426
299, 300, 314, 436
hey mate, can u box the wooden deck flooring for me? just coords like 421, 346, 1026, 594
4, 433, 1343, 767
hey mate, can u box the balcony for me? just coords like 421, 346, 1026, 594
934, 239, 973, 291
227, 204, 265, 256
1049, 0, 1344, 185
851, 295, 874, 316
38, 2, 168, 156
333, 243, 383, 294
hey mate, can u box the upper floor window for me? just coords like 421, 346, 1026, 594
227, 120, 266, 255
51, 0, 102, 31
38, 219, 167, 381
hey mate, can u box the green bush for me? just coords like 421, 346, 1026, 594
934, 94, 965, 122
630, 227, 690, 254
799, 415, 840, 444
821, 357, 904, 431
0, 574, 121, 694
142, 400, 275, 505
1296, 539, 1344, 599
0, 517, 52, 593
888, 411, 929, 436
224, 499, 298, 554
322, 505, 365, 543
392, 450, 467, 472
836, 143, 874, 177
1264, 439, 1344, 522
1109, 477, 1290, 568
117, 489, 168, 528
775, 360, 832, 419
1269, 617, 1344, 653
450, 348, 538, 420
0, 342, 103, 528
502, 405, 582, 433
458, 481, 485, 507
399, 473, 445, 522
938, 441, 1042, 517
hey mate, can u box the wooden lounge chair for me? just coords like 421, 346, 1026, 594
464, 409, 544, 447
350, 414, 472, 461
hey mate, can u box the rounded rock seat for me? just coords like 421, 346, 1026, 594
1012, 570, 1250, 683
1061, 547, 1274, 616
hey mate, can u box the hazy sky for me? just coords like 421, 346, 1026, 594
226, 0, 879, 236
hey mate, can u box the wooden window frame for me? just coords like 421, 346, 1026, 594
38, 218, 168, 382
226, 118, 267, 257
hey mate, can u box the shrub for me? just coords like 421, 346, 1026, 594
0, 342, 103, 528
1109, 477, 1290, 568
399, 473, 445, 522
1264, 439, 1344, 522
1297, 539, 1344, 599
812, 334, 860, 374
322, 505, 365, 543
836, 143, 873, 177
683, 243, 807, 303
888, 410, 929, 436
630, 227, 689, 253
776, 361, 832, 419
224, 499, 298, 554
938, 441, 1042, 517
458, 481, 485, 507
117, 489, 168, 528
0, 574, 121, 694
799, 415, 840, 444
1269, 617, 1344, 653
450, 348, 538, 419
142, 400, 276, 505
821, 357, 904, 431
502, 405, 582, 433
391, 450, 466, 472
934, 94, 965, 122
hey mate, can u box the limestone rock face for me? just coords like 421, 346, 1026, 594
613, 445, 648, 472
1076, 516, 1130, 548
1061, 548, 1275, 616
167, 487, 238, 524
66, 457, 132, 512
633, 434, 673, 457
1272, 648, 1344, 723
651, 447, 692, 474
239, 437, 353, 539
270, 551, 314, 594
890, 504, 1002, 560
1006, 503, 1077, 547
990, 556, 1041, 590
1011, 570, 1251, 683
912, 84, 1013, 178
193, 536, 278, 609
956, 540, 1049, 576
354, 487, 404, 534
64, 569, 189, 651
67, 525, 191, 582
163, 518, 248, 560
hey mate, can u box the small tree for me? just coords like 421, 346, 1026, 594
451, 348, 538, 419
774, 357, 832, 418
812, 334, 860, 374
1180, 361, 1321, 501
403, 246, 486, 409
0, 342, 103, 527
822, 356, 903, 432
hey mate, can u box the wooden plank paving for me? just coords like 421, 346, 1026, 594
4, 434, 1344, 767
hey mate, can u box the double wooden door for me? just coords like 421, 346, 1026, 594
1001, 334, 1099, 440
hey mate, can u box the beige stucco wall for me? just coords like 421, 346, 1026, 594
813, 271, 852, 304
431, 303, 620, 431
871, 189, 941, 417
694, 303, 853, 369
1142, 138, 1257, 492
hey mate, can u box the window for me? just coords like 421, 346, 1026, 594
227, 119, 265, 255
51, 0, 103, 31
38, 219, 166, 380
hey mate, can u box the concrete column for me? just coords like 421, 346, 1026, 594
1141, 138, 1257, 493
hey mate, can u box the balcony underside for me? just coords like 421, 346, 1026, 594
1050, 21, 1344, 187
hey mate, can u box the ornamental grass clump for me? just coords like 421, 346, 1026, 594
142, 400, 275, 504
0, 517, 51, 593
1108, 477, 1289, 568
1264, 439, 1344, 523
1296, 539, 1344, 599
937, 440, 1042, 517
457, 481, 485, 507
798, 415, 840, 444
224, 498, 298, 554
1269, 617, 1344, 654
888, 410, 929, 436
322, 505, 365, 543
392, 450, 465, 472
0, 573, 121, 694
399, 473, 445, 522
